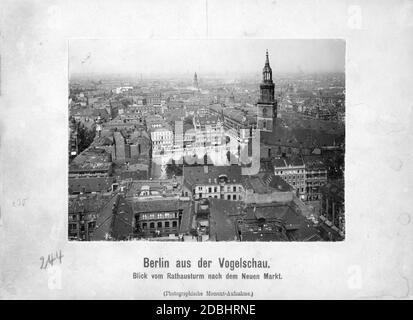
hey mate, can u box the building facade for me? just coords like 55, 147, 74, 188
193, 112, 225, 147
183, 165, 244, 201
257, 50, 278, 132
273, 157, 306, 199
133, 200, 184, 237
150, 125, 174, 152
303, 155, 328, 201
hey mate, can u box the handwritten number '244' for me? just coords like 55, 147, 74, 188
40, 251, 63, 270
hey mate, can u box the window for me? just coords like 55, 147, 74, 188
142, 223, 147, 229
233, 194, 237, 200
150, 222, 155, 229
227, 194, 231, 200
214, 187, 217, 192
157, 222, 162, 228
233, 186, 236, 192
165, 221, 170, 228
208, 187, 212, 193
172, 221, 177, 228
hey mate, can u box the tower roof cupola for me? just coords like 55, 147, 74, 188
262, 49, 273, 83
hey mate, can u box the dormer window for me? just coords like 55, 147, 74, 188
218, 174, 228, 184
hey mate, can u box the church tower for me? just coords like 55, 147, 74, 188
257, 50, 277, 132
193, 72, 199, 90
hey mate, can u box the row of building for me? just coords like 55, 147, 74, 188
69, 164, 324, 241
68, 50, 345, 241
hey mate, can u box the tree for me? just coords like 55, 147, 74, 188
77, 122, 96, 153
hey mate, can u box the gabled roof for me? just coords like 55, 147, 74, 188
89, 195, 135, 241
111, 197, 134, 240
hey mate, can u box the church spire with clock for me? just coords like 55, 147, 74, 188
257, 50, 277, 132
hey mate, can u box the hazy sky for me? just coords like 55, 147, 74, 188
69, 39, 345, 76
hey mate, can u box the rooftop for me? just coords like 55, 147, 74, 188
69, 176, 114, 194
244, 202, 301, 225
261, 117, 344, 149
111, 197, 135, 240
69, 194, 112, 214
208, 104, 256, 126
241, 202, 321, 241
179, 202, 192, 234
302, 155, 327, 170
92, 135, 114, 147
242, 173, 293, 194
126, 178, 182, 198
194, 114, 221, 126
132, 199, 182, 213
272, 156, 305, 168
90, 195, 134, 241
70, 148, 112, 172
208, 199, 240, 241
183, 165, 243, 186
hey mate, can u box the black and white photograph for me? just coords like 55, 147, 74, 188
1, 0, 412, 301
68, 39, 345, 242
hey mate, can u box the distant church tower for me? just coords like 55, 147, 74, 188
257, 50, 277, 132
193, 72, 199, 90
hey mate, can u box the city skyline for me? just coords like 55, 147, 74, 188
68, 39, 345, 242
69, 39, 345, 77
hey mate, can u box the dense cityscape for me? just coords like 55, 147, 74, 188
68, 49, 345, 242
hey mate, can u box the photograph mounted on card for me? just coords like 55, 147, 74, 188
68, 39, 345, 243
